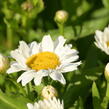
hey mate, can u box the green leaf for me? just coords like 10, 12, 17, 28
101, 97, 109, 109
68, 97, 84, 109
47, 8, 109, 41
0, 90, 30, 109
92, 82, 101, 109
101, 82, 109, 109
63, 65, 103, 109
102, 0, 109, 9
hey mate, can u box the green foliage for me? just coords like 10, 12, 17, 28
0, 90, 30, 109
92, 82, 101, 109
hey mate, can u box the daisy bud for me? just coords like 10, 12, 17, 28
54, 10, 68, 24
104, 63, 109, 82
41, 85, 58, 99
21, 1, 33, 11
0, 54, 9, 73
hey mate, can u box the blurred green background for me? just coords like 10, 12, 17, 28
0, 0, 109, 50
1, 0, 109, 109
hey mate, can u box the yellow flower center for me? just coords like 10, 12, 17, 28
26, 52, 60, 71
107, 41, 109, 47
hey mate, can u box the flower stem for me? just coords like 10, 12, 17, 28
58, 23, 64, 36
4, 18, 13, 50
106, 82, 109, 98
7, 26, 13, 49
25, 82, 32, 99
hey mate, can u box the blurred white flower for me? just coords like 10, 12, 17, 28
7, 35, 81, 86
41, 85, 58, 99
104, 62, 109, 81
94, 26, 109, 55
27, 97, 63, 109
0, 53, 9, 72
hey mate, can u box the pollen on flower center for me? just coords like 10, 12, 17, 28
107, 41, 109, 47
26, 52, 60, 71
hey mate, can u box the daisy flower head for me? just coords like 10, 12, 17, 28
7, 35, 81, 86
27, 97, 64, 109
94, 26, 109, 55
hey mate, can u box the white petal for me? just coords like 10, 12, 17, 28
19, 41, 30, 58
104, 27, 109, 41
50, 72, 66, 85
61, 55, 79, 64
54, 36, 66, 54
27, 103, 34, 109
17, 70, 35, 86
34, 103, 39, 109
95, 30, 103, 39
10, 50, 26, 67
7, 62, 27, 74
29, 41, 39, 55
41, 35, 54, 52
34, 70, 48, 85
61, 62, 81, 73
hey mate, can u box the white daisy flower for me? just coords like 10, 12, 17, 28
7, 35, 81, 86
94, 26, 109, 55
27, 97, 64, 109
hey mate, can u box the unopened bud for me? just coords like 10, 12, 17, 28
41, 85, 58, 99
54, 10, 68, 24
104, 63, 109, 82
21, 1, 33, 11
0, 54, 9, 73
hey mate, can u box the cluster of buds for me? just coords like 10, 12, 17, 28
0, 54, 9, 73
41, 85, 58, 99
21, 1, 33, 11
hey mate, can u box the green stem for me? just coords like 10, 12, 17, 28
58, 23, 64, 35
25, 82, 33, 99
106, 82, 109, 98
22, 16, 28, 27
25, 84, 30, 96
7, 25, 13, 49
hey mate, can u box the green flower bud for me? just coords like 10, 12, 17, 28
41, 85, 58, 99
54, 10, 68, 24
0, 54, 9, 73
104, 63, 109, 82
